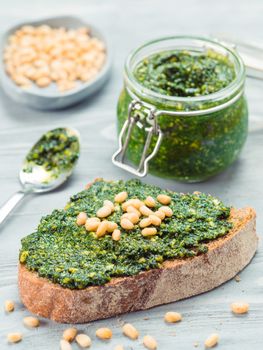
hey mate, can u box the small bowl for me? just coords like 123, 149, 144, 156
0, 16, 111, 110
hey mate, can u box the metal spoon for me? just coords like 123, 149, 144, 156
0, 127, 80, 225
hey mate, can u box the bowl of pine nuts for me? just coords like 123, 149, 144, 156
0, 16, 111, 110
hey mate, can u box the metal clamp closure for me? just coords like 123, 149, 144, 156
112, 99, 163, 177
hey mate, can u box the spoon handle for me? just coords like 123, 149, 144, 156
0, 191, 26, 225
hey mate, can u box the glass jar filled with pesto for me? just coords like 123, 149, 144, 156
113, 36, 248, 182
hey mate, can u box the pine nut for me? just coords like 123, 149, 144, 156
193, 191, 201, 195
107, 221, 118, 233
23, 316, 40, 327
126, 205, 141, 217
231, 301, 249, 314
121, 218, 134, 230
96, 221, 109, 238
76, 334, 92, 348
85, 217, 100, 231
115, 191, 128, 203
140, 205, 154, 217
164, 311, 182, 323
60, 339, 72, 350
114, 345, 124, 350
143, 335, 157, 350
63, 327, 77, 342
144, 196, 156, 208
122, 212, 140, 224
142, 227, 157, 237
149, 214, 161, 226
97, 206, 112, 218
155, 210, 165, 220
112, 229, 121, 241
5, 300, 15, 312
13, 74, 31, 87
139, 218, 152, 228
204, 333, 219, 348
104, 200, 115, 212
131, 199, 144, 209
122, 199, 143, 211
122, 323, 139, 340
96, 327, 112, 340
157, 194, 171, 205
7, 332, 22, 343
37, 76, 51, 87
76, 212, 87, 226
159, 206, 173, 217
121, 213, 130, 219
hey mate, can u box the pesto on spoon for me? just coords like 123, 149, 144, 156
0, 127, 80, 225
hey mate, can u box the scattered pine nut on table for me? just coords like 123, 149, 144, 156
231, 302, 249, 314
122, 323, 139, 340
4, 300, 15, 312
7, 332, 23, 343
143, 335, 158, 350
60, 339, 72, 350
204, 333, 219, 348
23, 316, 40, 327
96, 327, 113, 340
62, 327, 77, 342
76, 334, 92, 348
164, 311, 182, 323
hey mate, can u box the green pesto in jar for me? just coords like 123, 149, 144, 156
134, 50, 236, 97
23, 128, 79, 182
117, 49, 248, 182
20, 179, 232, 289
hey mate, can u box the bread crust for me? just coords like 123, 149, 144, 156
18, 207, 258, 323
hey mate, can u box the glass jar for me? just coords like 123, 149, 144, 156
113, 36, 248, 182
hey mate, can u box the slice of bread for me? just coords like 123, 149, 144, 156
18, 206, 257, 323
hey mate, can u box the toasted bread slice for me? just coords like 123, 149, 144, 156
18, 206, 257, 323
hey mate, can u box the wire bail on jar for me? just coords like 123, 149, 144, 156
112, 98, 163, 177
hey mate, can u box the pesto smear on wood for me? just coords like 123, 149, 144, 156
23, 128, 79, 181
20, 179, 232, 289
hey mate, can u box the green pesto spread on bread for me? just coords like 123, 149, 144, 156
20, 179, 232, 289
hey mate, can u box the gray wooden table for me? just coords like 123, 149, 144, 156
0, 0, 262, 349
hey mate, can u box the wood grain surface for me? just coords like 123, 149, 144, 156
0, 0, 262, 349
